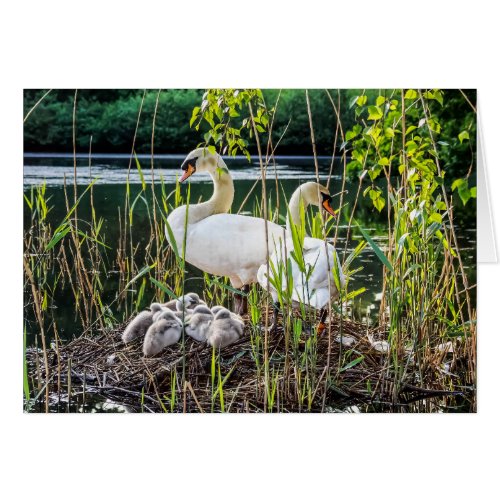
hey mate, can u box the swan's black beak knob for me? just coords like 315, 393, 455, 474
179, 158, 196, 182
321, 193, 337, 217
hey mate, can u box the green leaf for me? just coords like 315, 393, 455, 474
345, 131, 356, 141
375, 95, 386, 107
458, 185, 471, 205
429, 212, 442, 224
345, 287, 366, 301
165, 220, 181, 262
63, 178, 98, 223
470, 186, 477, 198
356, 222, 394, 273
451, 178, 466, 192
189, 106, 200, 127
339, 356, 364, 372
458, 130, 470, 144
150, 278, 177, 300
373, 196, 385, 212
367, 106, 383, 120
46, 224, 71, 251
404, 89, 418, 100
451, 178, 471, 205
124, 264, 156, 291
356, 95, 367, 106
134, 152, 146, 191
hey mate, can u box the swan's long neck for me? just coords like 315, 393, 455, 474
188, 160, 234, 223
286, 188, 309, 231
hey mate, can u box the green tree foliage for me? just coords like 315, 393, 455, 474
24, 89, 204, 153
24, 89, 356, 155
24, 89, 475, 180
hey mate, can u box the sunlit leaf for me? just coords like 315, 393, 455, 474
367, 106, 383, 120
458, 130, 470, 144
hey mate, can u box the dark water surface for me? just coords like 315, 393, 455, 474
23, 154, 476, 347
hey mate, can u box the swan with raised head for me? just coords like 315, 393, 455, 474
207, 307, 245, 348
143, 310, 183, 357
122, 303, 164, 343
166, 148, 287, 313
256, 182, 345, 333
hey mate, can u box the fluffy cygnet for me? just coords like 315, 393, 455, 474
176, 292, 205, 311
184, 305, 213, 342
143, 310, 183, 357
207, 307, 245, 348
151, 302, 169, 322
122, 303, 163, 343
163, 293, 206, 320
210, 305, 244, 326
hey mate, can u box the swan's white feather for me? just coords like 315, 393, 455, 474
168, 210, 286, 288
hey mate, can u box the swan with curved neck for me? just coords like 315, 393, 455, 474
166, 148, 287, 302
166, 148, 235, 254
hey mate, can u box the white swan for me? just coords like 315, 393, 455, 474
256, 182, 346, 331
166, 148, 287, 312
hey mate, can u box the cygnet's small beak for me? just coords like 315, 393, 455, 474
180, 163, 196, 182
322, 195, 337, 217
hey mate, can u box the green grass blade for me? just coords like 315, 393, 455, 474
134, 151, 146, 191
150, 277, 177, 300
356, 222, 394, 273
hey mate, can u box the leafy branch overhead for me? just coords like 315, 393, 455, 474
189, 89, 273, 161
341, 89, 476, 263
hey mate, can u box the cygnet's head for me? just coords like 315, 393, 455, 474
176, 292, 202, 311
179, 148, 228, 182
192, 305, 213, 315
295, 182, 336, 217
211, 305, 226, 315
157, 309, 183, 326
150, 302, 164, 315
214, 308, 232, 320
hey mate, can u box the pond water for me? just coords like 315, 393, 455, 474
23, 153, 477, 346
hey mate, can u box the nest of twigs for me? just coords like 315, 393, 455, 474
26, 308, 472, 413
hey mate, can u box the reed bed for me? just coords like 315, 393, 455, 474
25, 306, 473, 413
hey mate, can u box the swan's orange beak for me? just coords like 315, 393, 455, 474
322, 197, 336, 217
180, 163, 196, 183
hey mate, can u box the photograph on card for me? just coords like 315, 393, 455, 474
23, 89, 476, 413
